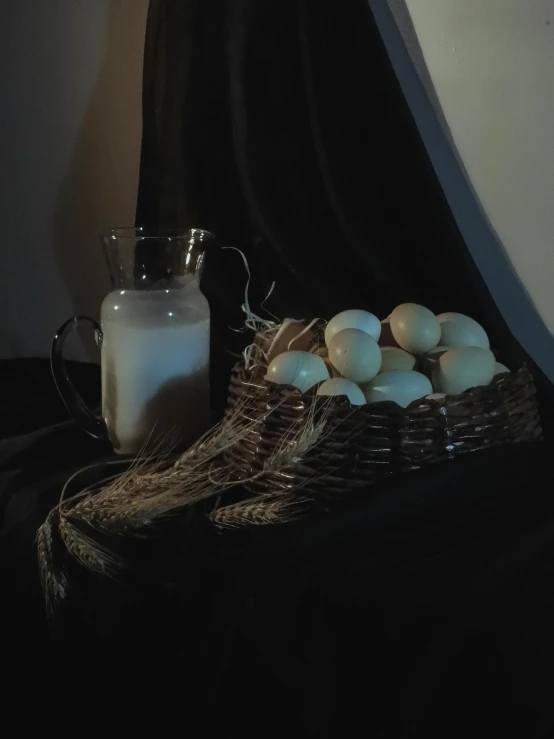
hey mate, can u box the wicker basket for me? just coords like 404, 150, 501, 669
224, 363, 542, 497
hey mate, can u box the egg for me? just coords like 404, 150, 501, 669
315, 346, 347, 378
389, 303, 441, 354
267, 319, 313, 361
362, 370, 432, 408
418, 345, 450, 378
328, 329, 382, 383
317, 378, 366, 406
325, 309, 381, 347
494, 362, 511, 376
432, 346, 496, 395
380, 346, 416, 373
265, 350, 330, 393
378, 318, 401, 348
437, 312, 490, 349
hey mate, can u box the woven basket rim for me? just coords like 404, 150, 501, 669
225, 361, 541, 498
230, 361, 532, 413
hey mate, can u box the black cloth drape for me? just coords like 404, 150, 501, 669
3, 391, 554, 737
136, 0, 554, 423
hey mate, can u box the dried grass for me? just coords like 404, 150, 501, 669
35, 509, 70, 618
37, 380, 330, 614
210, 493, 304, 528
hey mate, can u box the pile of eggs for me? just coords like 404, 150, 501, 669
264, 305, 511, 408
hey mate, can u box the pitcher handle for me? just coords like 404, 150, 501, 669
50, 315, 107, 439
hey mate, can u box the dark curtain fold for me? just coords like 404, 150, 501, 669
136, 0, 554, 420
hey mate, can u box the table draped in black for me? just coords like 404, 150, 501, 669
1, 359, 554, 737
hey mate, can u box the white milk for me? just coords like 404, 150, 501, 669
100, 282, 210, 455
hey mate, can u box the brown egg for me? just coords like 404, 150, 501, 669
267, 319, 313, 362
378, 318, 400, 348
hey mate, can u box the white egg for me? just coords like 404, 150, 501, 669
389, 303, 441, 354
362, 370, 432, 408
328, 328, 382, 383
379, 346, 416, 373
265, 350, 330, 393
494, 362, 511, 376
419, 345, 450, 378
317, 378, 366, 406
325, 309, 381, 347
437, 312, 490, 349
432, 346, 496, 395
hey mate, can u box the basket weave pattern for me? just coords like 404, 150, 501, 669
225, 363, 542, 497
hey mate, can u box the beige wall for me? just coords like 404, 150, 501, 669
0, 0, 149, 359
400, 0, 554, 333
371, 0, 554, 379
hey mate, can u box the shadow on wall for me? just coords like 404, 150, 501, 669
52, 0, 148, 330
371, 0, 554, 381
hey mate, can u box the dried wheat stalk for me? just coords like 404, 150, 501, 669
37, 384, 331, 614
35, 508, 70, 618
210, 493, 304, 528
58, 515, 122, 575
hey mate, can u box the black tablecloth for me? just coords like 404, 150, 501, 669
2, 360, 554, 737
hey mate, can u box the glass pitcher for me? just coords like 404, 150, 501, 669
52, 227, 214, 455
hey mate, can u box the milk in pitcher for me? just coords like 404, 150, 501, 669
100, 279, 210, 454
